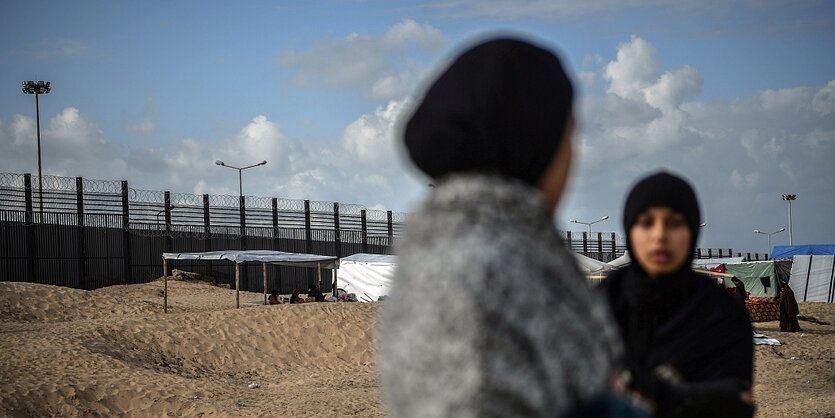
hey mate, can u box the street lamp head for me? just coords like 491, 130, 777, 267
215, 160, 224, 166
777, 228, 786, 232
754, 229, 761, 234
258, 160, 267, 166
21, 80, 51, 94
569, 219, 576, 223
782, 194, 797, 201
600, 215, 609, 221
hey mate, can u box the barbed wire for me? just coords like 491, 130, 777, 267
130, 188, 166, 204
339, 203, 365, 216
366, 209, 388, 222
0, 173, 27, 188
169, 192, 204, 207
309, 200, 333, 213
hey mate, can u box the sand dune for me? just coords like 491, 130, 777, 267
1, 279, 833, 417
0, 280, 383, 417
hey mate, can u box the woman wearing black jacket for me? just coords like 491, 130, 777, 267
600, 172, 754, 418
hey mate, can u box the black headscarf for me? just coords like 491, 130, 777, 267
622, 171, 701, 272
600, 172, 754, 417
404, 37, 574, 186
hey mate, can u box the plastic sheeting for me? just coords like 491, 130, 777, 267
337, 253, 396, 302
789, 255, 835, 303
693, 257, 744, 269
162, 250, 338, 267
608, 251, 631, 269
574, 253, 612, 273
772, 245, 835, 258
722, 262, 780, 297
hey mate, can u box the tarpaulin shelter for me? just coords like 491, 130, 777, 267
772, 244, 835, 259
789, 255, 835, 303
337, 253, 396, 302
720, 261, 792, 298
771, 245, 835, 302
161, 250, 338, 312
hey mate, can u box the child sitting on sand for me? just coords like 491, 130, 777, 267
290, 289, 304, 304
268, 290, 281, 305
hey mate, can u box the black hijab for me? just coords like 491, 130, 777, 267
600, 172, 753, 417
404, 37, 573, 186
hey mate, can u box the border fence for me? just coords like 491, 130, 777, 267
0, 172, 765, 292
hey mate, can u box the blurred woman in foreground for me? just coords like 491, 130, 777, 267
377, 37, 628, 417
600, 172, 755, 417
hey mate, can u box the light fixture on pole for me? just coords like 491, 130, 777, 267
781, 194, 796, 245
570, 215, 609, 235
21, 80, 51, 214
215, 160, 267, 198
754, 228, 785, 254
699, 223, 707, 228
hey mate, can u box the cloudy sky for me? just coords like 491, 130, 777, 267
1, 0, 833, 253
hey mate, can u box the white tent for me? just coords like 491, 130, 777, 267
789, 255, 835, 303
608, 251, 631, 269
573, 252, 612, 274
692, 256, 744, 269
337, 253, 396, 302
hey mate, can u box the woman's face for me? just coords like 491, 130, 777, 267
629, 207, 692, 278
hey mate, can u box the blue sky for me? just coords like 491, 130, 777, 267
1, 0, 834, 252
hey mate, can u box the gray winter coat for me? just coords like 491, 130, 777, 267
378, 174, 623, 418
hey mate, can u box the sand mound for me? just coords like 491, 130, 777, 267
0, 280, 383, 417
1, 279, 833, 417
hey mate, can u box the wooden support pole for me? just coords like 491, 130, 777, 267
317, 262, 322, 291
235, 262, 241, 309
163, 258, 169, 313
263, 262, 268, 305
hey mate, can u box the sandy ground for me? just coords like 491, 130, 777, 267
0, 279, 833, 417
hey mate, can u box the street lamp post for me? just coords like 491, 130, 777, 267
570, 215, 609, 235
215, 160, 267, 198
754, 228, 785, 254
21, 80, 51, 214
781, 194, 796, 245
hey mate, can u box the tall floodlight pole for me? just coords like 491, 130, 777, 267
21, 80, 51, 214
754, 228, 785, 254
781, 194, 796, 245
215, 159, 267, 198
570, 215, 609, 235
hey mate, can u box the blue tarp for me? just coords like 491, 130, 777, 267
771, 245, 835, 258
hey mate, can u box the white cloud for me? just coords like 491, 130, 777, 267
430, 0, 675, 19
280, 19, 445, 101
564, 37, 835, 252
127, 98, 158, 135
812, 80, 835, 115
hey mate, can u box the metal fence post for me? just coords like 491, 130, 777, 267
239, 195, 247, 251
582, 232, 588, 254
121, 181, 133, 284
271, 198, 279, 251
333, 203, 341, 257
203, 194, 211, 250
610, 233, 617, 259
361, 209, 368, 253
76, 177, 86, 289
24, 174, 35, 283
566, 231, 572, 251
596, 232, 603, 258
387, 210, 394, 254
164, 191, 173, 253
304, 200, 312, 254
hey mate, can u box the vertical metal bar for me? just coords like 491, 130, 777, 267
121, 180, 133, 284
610, 233, 616, 259
582, 232, 588, 254
163, 258, 169, 313
361, 209, 368, 254
263, 262, 268, 305
317, 262, 322, 291
333, 267, 338, 297
24, 174, 35, 283
76, 177, 86, 289
596, 232, 603, 257
387, 210, 393, 254
333, 203, 341, 258
304, 200, 312, 254
235, 262, 241, 309
272, 198, 279, 251
164, 191, 172, 253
